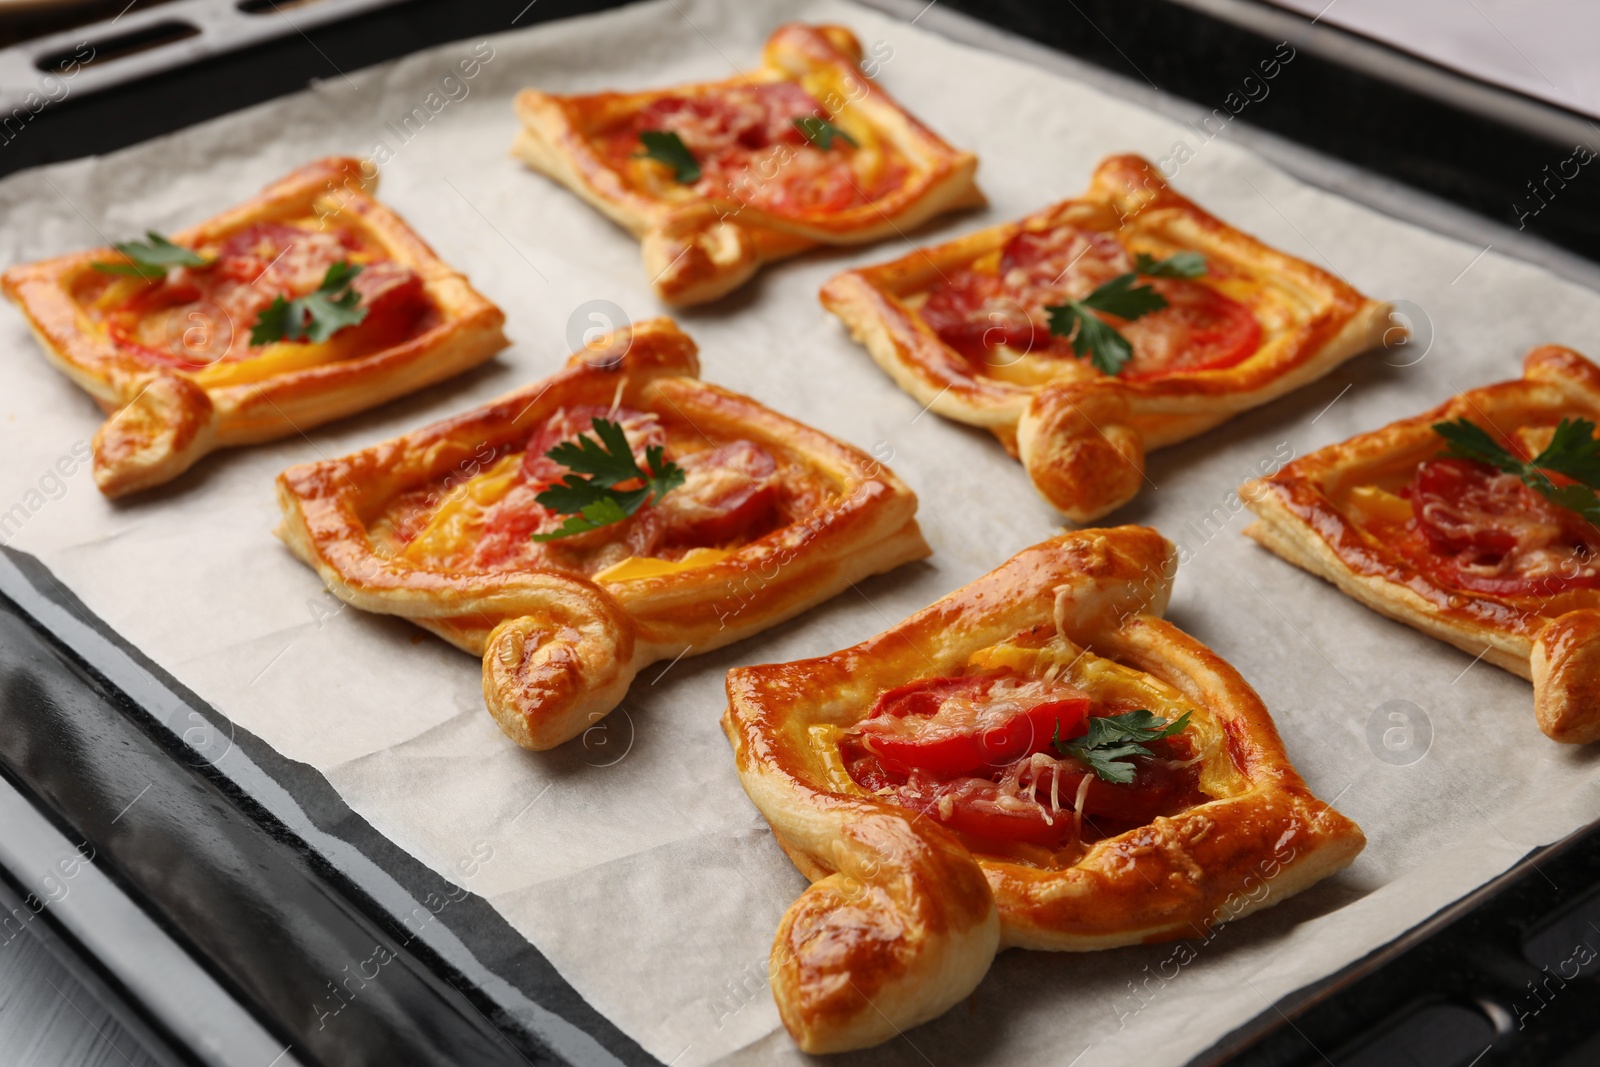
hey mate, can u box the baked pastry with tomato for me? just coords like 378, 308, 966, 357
723, 526, 1364, 1053
512, 23, 982, 306
822, 154, 1393, 522
277, 317, 928, 750
1243, 344, 1600, 744
2, 157, 508, 497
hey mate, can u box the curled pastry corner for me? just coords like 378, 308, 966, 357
725, 526, 1364, 1051
91, 373, 217, 497
770, 813, 998, 1054
1016, 382, 1146, 523
1532, 609, 1600, 744
482, 577, 645, 751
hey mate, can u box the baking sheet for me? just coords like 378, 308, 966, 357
3, 1, 1600, 1063
1265, 0, 1600, 121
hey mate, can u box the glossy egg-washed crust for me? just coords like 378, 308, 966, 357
276, 317, 929, 751
511, 23, 983, 306
821, 154, 1394, 522
1242, 344, 1600, 744
723, 526, 1364, 1053
1, 156, 509, 497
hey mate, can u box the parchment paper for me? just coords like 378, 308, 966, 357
3, 2, 1600, 1064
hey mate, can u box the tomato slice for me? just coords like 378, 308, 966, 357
1396, 456, 1600, 597
852, 673, 1090, 778
659, 440, 779, 546
1116, 279, 1261, 380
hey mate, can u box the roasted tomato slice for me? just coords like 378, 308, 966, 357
659, 440, 780, 546
1413, 457, 1536, 556
1403, 456, 1600, 596
1117, 279, 1261, 380
852, 673, 1090, 778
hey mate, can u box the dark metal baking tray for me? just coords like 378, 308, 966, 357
3, 0, 1600, 1064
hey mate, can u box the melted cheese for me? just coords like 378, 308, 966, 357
592, 547, 732, 582
969, 634, 1245, 800
1348, 484, 1413, 526
401, 452, 523, 563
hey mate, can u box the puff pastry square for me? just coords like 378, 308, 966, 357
3, 157, 509, 497
822, 154, 1393, 522
512, 23, 983, 306
723, 525, 1364, 1053
276, 317, 929, 750
1243, 344, 1600, 743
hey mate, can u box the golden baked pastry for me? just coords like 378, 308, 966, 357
723, 526, 1364, 1052
822, 154, 1393, 522
512, 23, 982, 306
276, 317, 929, 750
2, 157, 508, 497
1243, 344, 1600, 743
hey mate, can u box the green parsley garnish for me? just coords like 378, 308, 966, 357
635, 130, 701, 183
1053, 709, 1191, 785
249, 261, 367, 346
1133, 250, 1206, 278
1044, 252, 1207, 375
92, 232, 209, 280
531, 417, 686, 541
1434, 417, 1600, 526
792, 116, 857, 150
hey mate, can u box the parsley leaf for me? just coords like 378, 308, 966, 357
249, 261, 367, 346
793, 116, 857, 150
636, 130, 701, 183
92, 231, 209, 280
1053, 709, 1191, 785
530, 417, 687, 541
1434, 416, 1600, 526
1134, 251, 1207, 278
1043, 253, 1207, 376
